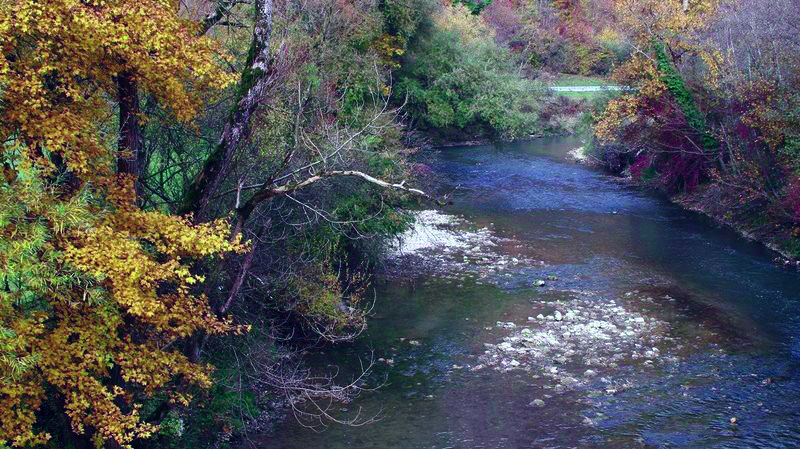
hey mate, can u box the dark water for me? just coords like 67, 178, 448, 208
248, 137, 800, 449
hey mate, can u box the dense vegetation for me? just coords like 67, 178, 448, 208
586, 0, 800, 257
0, 0, 560, 447
1, 0, 797, 448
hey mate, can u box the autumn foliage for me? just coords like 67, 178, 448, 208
591, 0, 800, 253
0, 0, 245, 447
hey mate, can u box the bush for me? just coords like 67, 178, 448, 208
395, 4, 546, 138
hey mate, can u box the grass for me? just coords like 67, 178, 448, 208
545, 74, 615, 99
557, 91, 603, 99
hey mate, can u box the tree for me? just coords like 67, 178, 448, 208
593, 0, 721, 190
1, 0, 443, 446
0, 1, 244, 447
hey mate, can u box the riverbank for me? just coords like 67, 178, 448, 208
675, 188, 800, 264
569, 145, 800, 266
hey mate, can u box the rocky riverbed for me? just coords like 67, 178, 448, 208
385, 209, 541, 282
383, 208, 740, 422
252, 138, 800, 449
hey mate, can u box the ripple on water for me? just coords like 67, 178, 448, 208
249, 139, 800, 449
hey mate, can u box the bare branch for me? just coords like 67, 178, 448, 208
199, 0, 248, 36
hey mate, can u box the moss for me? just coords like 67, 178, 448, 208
179, 31, 269, 215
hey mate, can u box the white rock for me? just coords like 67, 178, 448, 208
554, 311, 563, 321
498, 342, 514, 352
529, 399, 545, 407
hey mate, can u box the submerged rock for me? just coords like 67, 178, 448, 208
479, 292, 668, 391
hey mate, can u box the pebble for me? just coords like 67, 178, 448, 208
477, 292, 670, 396
529, 399, 546, 407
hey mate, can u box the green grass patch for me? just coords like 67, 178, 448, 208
556, 91, 603, 100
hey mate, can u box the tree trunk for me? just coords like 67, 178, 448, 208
181, 0, 273, 363
115, 70, 143, 197
180, 0, 273, 221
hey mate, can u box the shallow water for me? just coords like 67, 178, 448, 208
247, 137, 800, 449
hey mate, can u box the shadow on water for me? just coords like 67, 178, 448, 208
246, 136, 800, 449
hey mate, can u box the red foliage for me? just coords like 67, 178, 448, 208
482, 0, 523, 45
629, 153, 652, 179
783, 176, 800, 223
659, 152, 705, 192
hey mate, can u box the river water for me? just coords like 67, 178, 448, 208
249, 137, 800, 449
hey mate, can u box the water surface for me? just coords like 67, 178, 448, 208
248, 137, 800, 449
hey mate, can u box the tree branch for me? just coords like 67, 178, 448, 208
199, 0, 246, 36
231, 169, 448, 234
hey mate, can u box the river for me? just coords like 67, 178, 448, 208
247, 136, 800, 449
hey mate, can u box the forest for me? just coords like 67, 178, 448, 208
1, 0, 799, 448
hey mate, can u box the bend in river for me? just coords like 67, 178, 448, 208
248, 136, 800, 449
